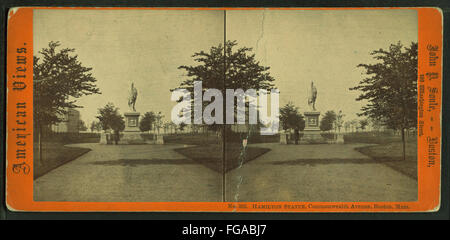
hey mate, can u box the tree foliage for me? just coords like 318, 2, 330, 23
320, 110, 337, 132
34, 41, 100, 127
178, 40, 275, 93
175, 40, 276, 131
350, 42, 418, 131
359, 119, 369, 130
96, 103, 125, 132
139, 111, 156, 132
279, 102, 305, 131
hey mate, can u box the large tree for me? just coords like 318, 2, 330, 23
279, 102, 305, 131
175, 40, 276, 135
34, 41, 100, 165
34, 41, 100, 129
350, 41, 417, 160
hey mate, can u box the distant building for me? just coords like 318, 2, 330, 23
51, 108, 81, 133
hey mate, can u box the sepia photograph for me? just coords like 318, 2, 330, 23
32, 9, 418, 203
223, 10, 418, 203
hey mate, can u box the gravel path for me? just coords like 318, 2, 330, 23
34, 143, 221, 202
225, 143, 418, 202
34, 142, 417, 202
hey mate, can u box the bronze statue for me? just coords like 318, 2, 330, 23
128, 82, 138, 112
308, 81, 317, 111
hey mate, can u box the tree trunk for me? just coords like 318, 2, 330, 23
401, 127, 406, 161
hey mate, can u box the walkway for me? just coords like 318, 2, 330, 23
225, 143, 418, 202
34, 143, 222, 202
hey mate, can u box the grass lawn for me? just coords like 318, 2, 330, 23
174, 143, 270, 172
355, 140, 418, 180
33, 142, 91, 179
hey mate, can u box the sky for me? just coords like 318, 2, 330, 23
226, 9, 418, 121
34, 9, 417, 126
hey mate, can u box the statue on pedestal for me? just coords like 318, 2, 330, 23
307, 81, 317, 111
302, 81, 325, 143
128, 82, 138, 112
120, 82, 145, 144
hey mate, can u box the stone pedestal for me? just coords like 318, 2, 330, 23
303, 111, 320, 131
119, 112, 145, 144
301, 111, 326, 144
124, 112, 140, 132
301, 130, 326, 143
119, 132, 146, 144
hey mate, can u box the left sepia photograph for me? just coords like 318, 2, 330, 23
32, 9, 225, 202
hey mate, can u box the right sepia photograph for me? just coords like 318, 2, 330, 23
224, 9, 418, 202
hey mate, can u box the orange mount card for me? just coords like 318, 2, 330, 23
6, 7, 442, 212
